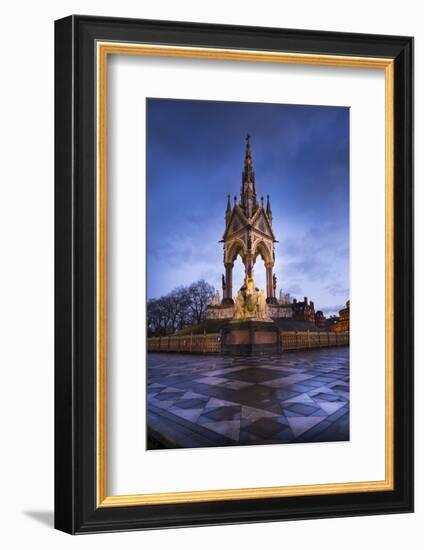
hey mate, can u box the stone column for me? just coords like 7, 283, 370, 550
244, 255, 254, 278
223, 263, 233, 304
265, 263, 274, 303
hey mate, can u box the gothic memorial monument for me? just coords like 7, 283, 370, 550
207, 136, 292, 329
207, 135, 292, 354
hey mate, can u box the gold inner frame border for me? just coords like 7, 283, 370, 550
96, 42, 394, 508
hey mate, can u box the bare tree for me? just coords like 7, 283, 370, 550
147, 297, 168, 336
163, 287, 191, 333
187, 280, 215, 325
147, 280, 215, 336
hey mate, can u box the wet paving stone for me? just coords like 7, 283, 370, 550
147, 347, 349, 449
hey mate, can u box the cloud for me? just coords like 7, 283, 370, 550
320, 304, 345, 316
325, 282, 349, 297
285, 283, 302, 295
147, 98, 350, 311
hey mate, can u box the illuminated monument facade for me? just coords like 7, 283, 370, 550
222, 134, 277, 305
207, 135, 292, 323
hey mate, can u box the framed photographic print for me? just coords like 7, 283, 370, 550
54, 15, 414, 533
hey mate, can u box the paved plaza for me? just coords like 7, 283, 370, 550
147, 347, 349, 449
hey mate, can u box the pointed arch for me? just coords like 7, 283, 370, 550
225, 238, 247, 266
254, 240, 273, 266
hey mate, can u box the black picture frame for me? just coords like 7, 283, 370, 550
55, 15, 414, 534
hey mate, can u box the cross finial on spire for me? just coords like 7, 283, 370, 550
246, 133, 251, 143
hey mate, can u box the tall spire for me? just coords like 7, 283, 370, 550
242, 134, 255, 186
266, 194, 273, 225
225, 193, 231, 226
240, 134, 257, 217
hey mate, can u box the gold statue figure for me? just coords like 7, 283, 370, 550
231, 274, 271, 322
233, 290, 245, 320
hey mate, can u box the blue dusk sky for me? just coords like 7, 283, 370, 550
147, 98, 349, 316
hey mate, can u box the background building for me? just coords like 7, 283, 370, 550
332, 300, 350, 333
292, 297, 316, 323
315, 310, 326, 328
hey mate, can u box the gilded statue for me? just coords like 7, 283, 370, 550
257, 288, 267, 319
233, 290, 245, 319
232, 275, 271, 322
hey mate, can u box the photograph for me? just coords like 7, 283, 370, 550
50, 9, 413, 536
0, 0, 417, 542
146, 98, 350, 450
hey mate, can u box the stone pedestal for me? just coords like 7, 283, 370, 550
206, 304, 234, 320
221, 320, 280, 356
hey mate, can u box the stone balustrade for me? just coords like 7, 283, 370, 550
147, 333, 222, 353
280, 330, 349, 351
147, 330, 349, 354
